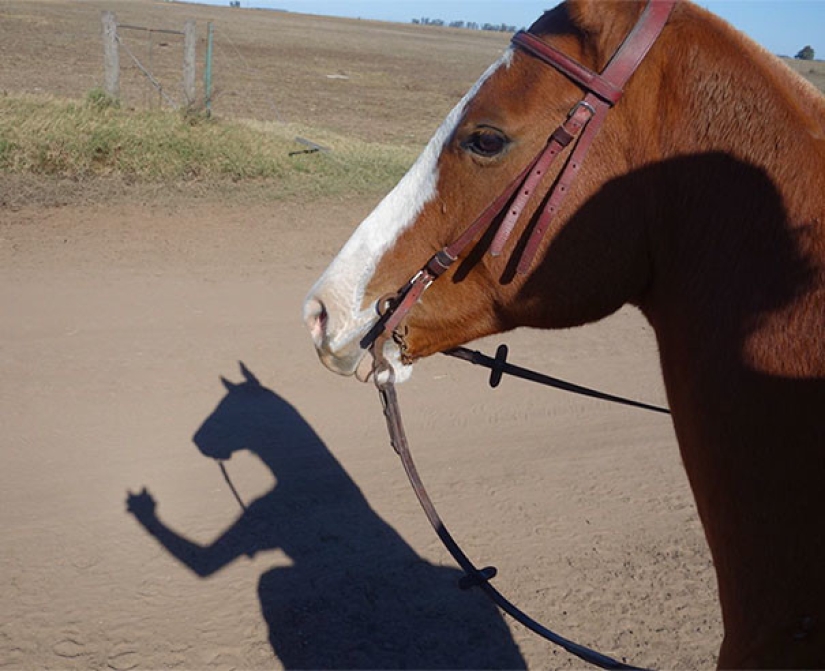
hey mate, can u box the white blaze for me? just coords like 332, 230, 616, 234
305, 49, 513, 380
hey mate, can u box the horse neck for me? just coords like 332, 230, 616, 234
656, 6, 825, 193
631, 12, 825, 648
640, 9, 825, 347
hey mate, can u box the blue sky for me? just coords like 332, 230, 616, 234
183, 1, 824, 57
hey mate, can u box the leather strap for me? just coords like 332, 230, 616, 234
513, 31, 624, 104
512, 1, 676, 102
517, 92, 609, 273
513, 0, 677, 272
373, 354, 647, 670
361, 0, 677, 349
490, 100, 596, 257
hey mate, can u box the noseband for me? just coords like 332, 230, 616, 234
366, 2, 677, 668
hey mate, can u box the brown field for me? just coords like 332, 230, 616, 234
1, 2, 822, 670
0, 0, 510, 144
783, 56, 825, 95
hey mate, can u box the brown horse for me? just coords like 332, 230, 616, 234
304, 1, 825, 667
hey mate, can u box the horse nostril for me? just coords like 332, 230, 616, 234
304, 297, 329, 344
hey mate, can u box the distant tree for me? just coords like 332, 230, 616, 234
410, 17, 512, 32
795, 45, 815, 60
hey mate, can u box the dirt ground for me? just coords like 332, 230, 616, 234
1, 196, 721, 669
11, 0, 820, 667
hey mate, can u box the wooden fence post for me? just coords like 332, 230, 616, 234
204, 22, 214, 116
183, 20, 196, 106
101, 11, 120, 99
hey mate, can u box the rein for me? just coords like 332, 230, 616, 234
444, 344, 669, 414
362, 2, 677, 668
373, 346, 652, 671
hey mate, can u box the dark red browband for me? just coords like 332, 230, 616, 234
362, 0, 677, 350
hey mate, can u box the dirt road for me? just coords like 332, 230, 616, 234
1, 197, 720, 669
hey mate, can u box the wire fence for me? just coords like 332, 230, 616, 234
108, 16, 289, 121
0, 3, 289, 121
115, 22, 184, 109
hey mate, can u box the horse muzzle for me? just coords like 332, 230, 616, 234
303, 296, 362, 375
304, 295, 413, 383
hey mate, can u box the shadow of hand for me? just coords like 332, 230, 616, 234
127, 487, 157, 524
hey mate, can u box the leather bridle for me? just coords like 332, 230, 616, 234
361, 0, 677, 353
364, 2, 677, 668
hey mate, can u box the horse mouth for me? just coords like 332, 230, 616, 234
304, 296, 414, 383
314, 344, 365, 378
311, 331, 414, 384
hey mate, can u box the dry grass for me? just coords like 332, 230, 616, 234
782, 57, 825, 94
0, 0, 507, 205
0, 92, 417, 189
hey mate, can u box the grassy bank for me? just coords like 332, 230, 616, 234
0, 93, 420, 204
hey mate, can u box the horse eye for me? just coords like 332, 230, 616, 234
464, 129, 509, 158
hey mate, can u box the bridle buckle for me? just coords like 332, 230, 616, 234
408, 268, 435, 291
567, 99, 596, 120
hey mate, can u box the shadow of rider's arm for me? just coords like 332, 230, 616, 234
126, 487, 269, 578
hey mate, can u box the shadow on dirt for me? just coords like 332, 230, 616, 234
127, 362, 525, 669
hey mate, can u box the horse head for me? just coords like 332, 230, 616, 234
304, 0, 676, 381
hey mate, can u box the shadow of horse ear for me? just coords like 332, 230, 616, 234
238, 360, 260, 387
185, 365, 527, 669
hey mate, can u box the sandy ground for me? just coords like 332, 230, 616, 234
3, 0, 822, 666
0, 196, 722, 669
